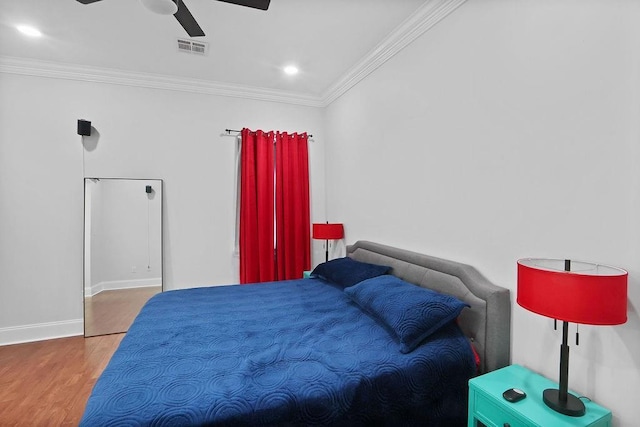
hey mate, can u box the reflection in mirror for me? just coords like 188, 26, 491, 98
84, 178, 163, 337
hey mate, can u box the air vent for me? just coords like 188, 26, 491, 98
177, 38, 209, 56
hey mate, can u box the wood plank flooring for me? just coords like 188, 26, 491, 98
84, 286, 161, 337
0, 334, 123, 426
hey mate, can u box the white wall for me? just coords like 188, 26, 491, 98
324, 1, 640, 426
0, 72, 326, 344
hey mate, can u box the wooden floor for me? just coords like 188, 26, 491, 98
0, 334, 123, 426
84, 286, 161, 337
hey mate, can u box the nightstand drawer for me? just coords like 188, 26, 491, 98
474, 391, 528, 427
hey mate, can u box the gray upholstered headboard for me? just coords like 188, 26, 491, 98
347, 241, 511, 374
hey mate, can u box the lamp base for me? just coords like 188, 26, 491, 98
543, 389, 585, 417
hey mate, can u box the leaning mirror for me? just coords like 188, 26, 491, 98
84, 178, 163, 337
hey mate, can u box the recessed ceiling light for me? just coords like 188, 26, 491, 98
16, 25, 42, 38
283, 65, 299, 76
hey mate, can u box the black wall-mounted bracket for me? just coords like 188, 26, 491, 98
78, 119, 92, 136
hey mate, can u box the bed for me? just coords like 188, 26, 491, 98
80, 241, 511, 426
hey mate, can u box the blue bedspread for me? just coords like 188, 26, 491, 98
80, 279, 475, 426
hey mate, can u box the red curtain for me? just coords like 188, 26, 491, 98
239, 129, 310, 284
275, 132, 311, 280
239, 129, 275, 284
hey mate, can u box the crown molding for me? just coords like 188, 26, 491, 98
0, 0, 465, 108
0, 56, 324, 108
320, 0, 467, 105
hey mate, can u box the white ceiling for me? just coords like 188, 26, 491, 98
0, 0, 432, 100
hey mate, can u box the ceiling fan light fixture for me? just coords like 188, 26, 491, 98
140, 0, 178, 15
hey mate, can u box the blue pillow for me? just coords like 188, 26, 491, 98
344, 275, 469, 353
310, 257, 391, 288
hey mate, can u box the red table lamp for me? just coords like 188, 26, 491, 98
517, 258, 627, 417
312, 223, 344, 262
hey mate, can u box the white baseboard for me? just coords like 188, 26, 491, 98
85, 278, 162, 297
0, 319, 84, 346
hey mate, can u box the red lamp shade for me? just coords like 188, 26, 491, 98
312, 223, 344, 240
517, 258, 627, 417
517, 259, 627, 325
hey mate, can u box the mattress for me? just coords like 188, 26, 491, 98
80, 278, 476, 426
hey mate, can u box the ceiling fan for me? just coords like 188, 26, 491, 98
75, 0, 270, 37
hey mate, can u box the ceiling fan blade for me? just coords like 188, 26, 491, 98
76, 0, 103, 4
217, 0, 270, 11
173, 0, 205, 37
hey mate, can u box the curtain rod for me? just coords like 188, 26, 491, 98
225, 129, 313, 138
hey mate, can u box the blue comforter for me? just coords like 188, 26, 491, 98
80, 279, 475, 426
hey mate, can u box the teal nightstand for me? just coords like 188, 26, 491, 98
468, 365, 611, 427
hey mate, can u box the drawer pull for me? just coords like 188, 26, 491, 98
503, 424, 510, 427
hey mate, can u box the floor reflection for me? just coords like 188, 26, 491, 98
85, 286, 162, 337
